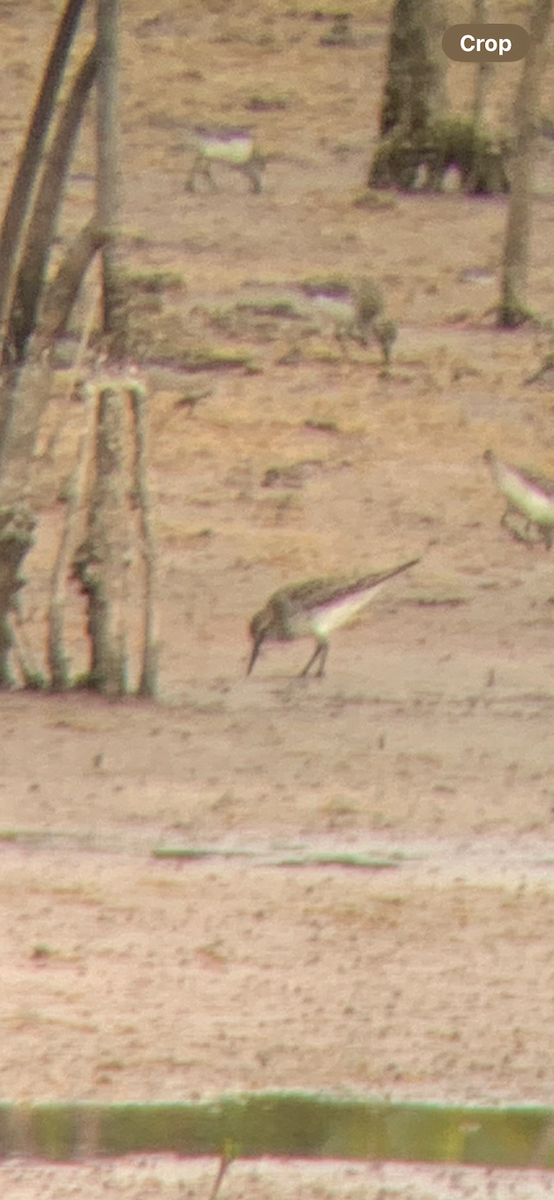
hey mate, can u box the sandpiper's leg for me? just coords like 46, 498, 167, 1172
315, 642, 329, 678
201, 160, 217, 190
186, 154, 216, 192
355, 321, 369, 348
334, 324, 350, 359
501, 508, 536, 546
244, 159, 264, 193
299, 640, 328, 678
373, 317, 398, 368
185, 157, 199, 192
501, 505, 528, 544
525, 519, 552, 548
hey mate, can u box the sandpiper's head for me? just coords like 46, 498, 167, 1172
247, 608, 271, 676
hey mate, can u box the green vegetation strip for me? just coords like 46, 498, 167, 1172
0, 1094, 553, 1167
152, 847, 259, 861
151, 848, 404, 869
0, 830, 96, 847
270, 853, 402, 870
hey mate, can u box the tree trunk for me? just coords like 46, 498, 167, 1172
0, 221, 106, 500
44, 280, 100, 462
378, 0, 448, 140
72, 374, 132, 697
368, 0, 509, 194
48, 381, 100, 691
10, 45, 98, 362
0, 504, 36, 686
96, 0, 127, 357
472, 0, 492, 130
0, 0, 88, 362
36, 220, 107, 346
368, 0, 448, 189
130, 382, 159, 699
70, 0, 136, 698
0, 224, 105, 687
498, 0, 554, 327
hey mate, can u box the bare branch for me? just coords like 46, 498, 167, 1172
11, 45, 98, 360
0, 0, 89, 359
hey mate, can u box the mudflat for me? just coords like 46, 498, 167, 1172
2, 1, 554, 1195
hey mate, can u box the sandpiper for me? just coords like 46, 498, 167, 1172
247, 557, 420, 678
484, 449, 554, 549
185, 124, 265, 193
297, 276, 395, 366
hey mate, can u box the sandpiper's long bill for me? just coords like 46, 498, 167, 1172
247, 557, 420, 678
484, 449, 554, 548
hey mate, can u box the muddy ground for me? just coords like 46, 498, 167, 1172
2, 0, 554, 1195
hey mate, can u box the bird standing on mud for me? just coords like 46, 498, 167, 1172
247, 558, 420, 678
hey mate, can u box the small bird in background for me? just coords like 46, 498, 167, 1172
484, 449, 554, 548
184, 125, 266, 193
297, 275, 397, 367
247, 558, 420, 679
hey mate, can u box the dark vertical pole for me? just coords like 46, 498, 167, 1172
96, 0, 123, 351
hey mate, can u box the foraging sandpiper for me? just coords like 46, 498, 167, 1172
247, 557, 420, 678
185, 124, 265, 193
484, 449, 554, 548
297, 276, 396, 366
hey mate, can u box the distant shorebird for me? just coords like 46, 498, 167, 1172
185, 125, 265, 194
297, 276, 397, 367
484, 449, 554, 548
247, 557, 420, 678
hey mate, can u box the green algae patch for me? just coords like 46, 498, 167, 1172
29, 1104, 81, 1160
97, 1102, 225, 1156
220, 1093, 370, 1156
0, 1103, 21, 1156
380, 1102, 554, 1167
0, 1096, 553, 1167
72, 1096, 554, 1167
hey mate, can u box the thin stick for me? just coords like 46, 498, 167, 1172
207, 1142, 237, 1200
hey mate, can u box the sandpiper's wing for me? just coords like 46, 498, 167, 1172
275, 558, 419, 616
272, 576, 347, 617
349, 557, 420, 595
